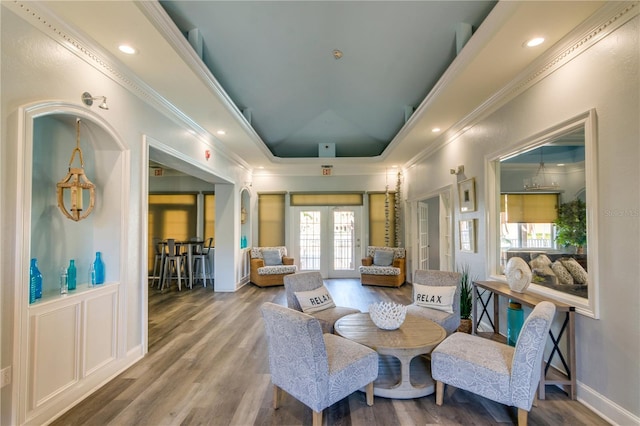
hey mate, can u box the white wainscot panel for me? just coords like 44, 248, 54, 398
83, 290, 117, 376
30, 303, 80, 409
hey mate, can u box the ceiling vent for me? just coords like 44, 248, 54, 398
319, 143, 336, 158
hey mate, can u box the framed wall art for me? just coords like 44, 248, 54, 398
459, 219, 476, 253
458, 177, 476, 212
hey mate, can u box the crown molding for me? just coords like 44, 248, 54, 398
7, 0, 251, 172
404, 1, 638, 170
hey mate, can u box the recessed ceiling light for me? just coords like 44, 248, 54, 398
525, 37, 545, 48
432, 127, 441, 133
216, 130, 226, 135
118, 44, 137, 55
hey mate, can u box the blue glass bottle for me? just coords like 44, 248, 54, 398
507, 300, 524, 346
34, 259, 43, 300
94, 252, 105, 285
29, 258, 40, 303
68, 259, 77, 291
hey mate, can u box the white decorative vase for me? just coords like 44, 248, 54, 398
369, 301, 407, 330
505, 257, 532, 293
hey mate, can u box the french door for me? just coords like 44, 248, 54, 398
418, 201, 430, 270
292, 206, 361, 278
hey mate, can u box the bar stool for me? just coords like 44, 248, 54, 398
161, 239, 184, 291
192, 237, 214, 287
150, 237, 165, 288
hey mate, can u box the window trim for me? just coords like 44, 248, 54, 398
486, 109, 599, 318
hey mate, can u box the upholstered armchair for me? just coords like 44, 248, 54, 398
431, 301, 556, 426
359, 246, 406, 287
284, 271, 360, 333
406, 270, 462, 335
260, 302, 378, 426
249, 246, 297, 287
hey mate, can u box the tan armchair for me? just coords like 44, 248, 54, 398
359, 246, 406, 287
250, 246, 297, 287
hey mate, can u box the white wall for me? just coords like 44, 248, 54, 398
406, 13, 639, 424
0, 5, 250, 424
149, 174, 214, 193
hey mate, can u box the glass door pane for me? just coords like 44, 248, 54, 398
293, 207, 361, 278
332, 210, 355, 272
299, 210, 321, 271
418, 201, 429, 270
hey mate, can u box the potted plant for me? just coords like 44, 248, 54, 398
555, 199, 587, 254
457, 264, 473, 333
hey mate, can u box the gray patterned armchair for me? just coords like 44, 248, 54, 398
284, 271, 360, 333
406, 270, 462, 335
260, 302, 378, 426
431, 301, 556, 426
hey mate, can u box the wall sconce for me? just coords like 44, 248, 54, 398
450, 165, 464, 175
81, 92, 109, 110
56, 119, 96, 221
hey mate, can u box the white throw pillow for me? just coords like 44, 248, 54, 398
561, 257, 588, 284
295, 285, 336, 314
413, 283, 456, 314
552, 260, 574, 285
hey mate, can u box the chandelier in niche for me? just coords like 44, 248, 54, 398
523, 147, 559, 191
56, 118, 96, 221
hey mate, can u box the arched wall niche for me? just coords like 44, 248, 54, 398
19, 102, 128, 297
240, 186, 251, 248
13, 101, 131, 425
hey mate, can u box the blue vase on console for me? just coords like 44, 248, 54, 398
93, 252, 105, 285
507, 300, 524, 346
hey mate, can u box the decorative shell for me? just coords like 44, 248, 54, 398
369, 301, 407, 330
505, 257, 533, 293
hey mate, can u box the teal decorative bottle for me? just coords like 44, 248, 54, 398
29, 258, 40, 303
59, 267, 68, 294
34, 259, 43, 300
88, 263, 96, 286
94, 252, 105, 285
68, 259, 77, 291
507, 300, 524, 346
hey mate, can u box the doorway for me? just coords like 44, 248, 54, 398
144, 139, 235, 350
414, 190, 453, 274
291, 206, 362, 278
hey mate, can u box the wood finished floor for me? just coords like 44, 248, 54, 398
51, 279, 607, 426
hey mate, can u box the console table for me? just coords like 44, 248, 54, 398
472, 280, 576, 400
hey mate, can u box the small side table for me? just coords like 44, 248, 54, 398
472, 280, 576, 400
334, 313, 446, 399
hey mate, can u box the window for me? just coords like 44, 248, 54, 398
368, 192, 396, 246
147, 193, 197, 272
203, 193, 215, 242
500, 193, 559, 263
258, 193, 285, 246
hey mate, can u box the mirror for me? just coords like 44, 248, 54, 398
490, 110, 598, 317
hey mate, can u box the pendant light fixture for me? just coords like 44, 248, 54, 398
523, 147, 559, 191
56, 118, 96, 221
